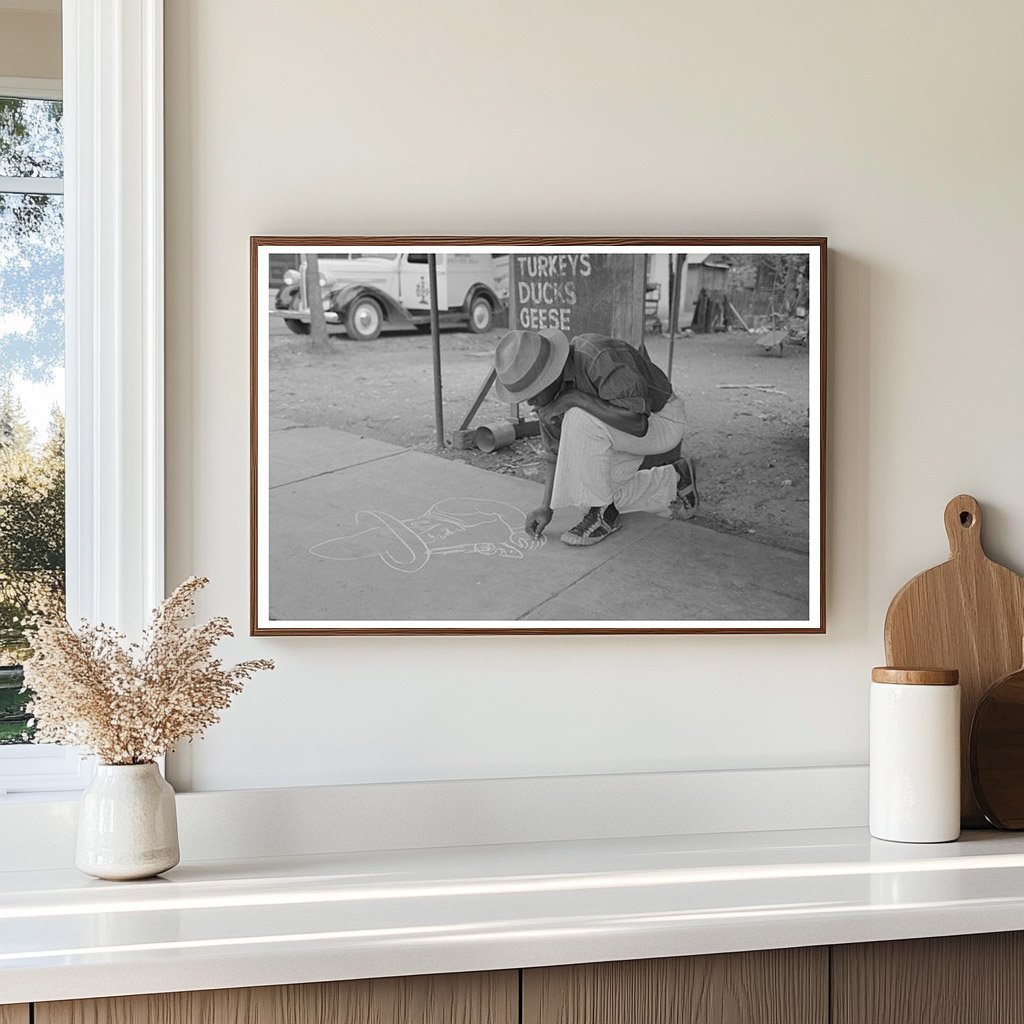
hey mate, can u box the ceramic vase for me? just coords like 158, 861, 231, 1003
76, 762, 180, 880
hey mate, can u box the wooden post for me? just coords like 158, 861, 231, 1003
667, 253, 685, 383
728, 299, 752, 332
667, 256, 675, 334
452, 367, 498, 448
304, 253, 329, 349
428, 254, 444, 449
613, 255, 648, 349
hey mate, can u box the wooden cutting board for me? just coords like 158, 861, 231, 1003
884, 494, 1024, 827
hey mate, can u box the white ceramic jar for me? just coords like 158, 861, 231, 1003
76, 762, 180, 880
870, 667, 960, 843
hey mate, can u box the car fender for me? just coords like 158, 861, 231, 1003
327, 283, 413, 326
462, 283, 503, 315
275, 284, 300, 310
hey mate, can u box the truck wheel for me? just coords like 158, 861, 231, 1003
467, 294, 493, 333
345, 297, 383, 341
284, 318, 311, 336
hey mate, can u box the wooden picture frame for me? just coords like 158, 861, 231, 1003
251, 237, 826, 635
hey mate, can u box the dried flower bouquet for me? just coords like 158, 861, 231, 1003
23, 577, 273, 765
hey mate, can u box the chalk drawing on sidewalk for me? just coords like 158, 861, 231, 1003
309, 497, 545, 574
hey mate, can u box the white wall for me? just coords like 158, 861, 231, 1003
163, 0, 1024, 791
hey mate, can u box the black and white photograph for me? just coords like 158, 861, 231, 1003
251, 239, 825, 634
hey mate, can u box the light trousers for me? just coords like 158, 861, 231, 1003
550, 395, 688, 513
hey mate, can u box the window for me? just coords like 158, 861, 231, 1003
0, 87, 65, 735
0, 79, 81, 797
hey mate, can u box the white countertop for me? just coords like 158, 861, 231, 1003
4, 826, 1024, 1004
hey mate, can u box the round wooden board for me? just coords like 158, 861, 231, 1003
971, 664, 1024, 829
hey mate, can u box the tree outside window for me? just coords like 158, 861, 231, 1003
0, 94, 65, 745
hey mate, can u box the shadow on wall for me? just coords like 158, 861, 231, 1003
827, 250, 872, 636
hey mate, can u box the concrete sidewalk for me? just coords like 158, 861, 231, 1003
268, 426, 809, 623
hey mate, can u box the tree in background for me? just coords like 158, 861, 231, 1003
714, 253, 810, 319
0, 95, 66, 743
304, 253, 330, 350
0, 392, 65, 663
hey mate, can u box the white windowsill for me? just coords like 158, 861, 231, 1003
0, 789, 87, 804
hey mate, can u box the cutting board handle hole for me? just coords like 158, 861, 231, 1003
944, 495, 983, 556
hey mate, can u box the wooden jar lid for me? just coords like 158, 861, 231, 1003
871, 667, 960, 686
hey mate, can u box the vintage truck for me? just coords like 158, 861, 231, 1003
274, 252, 507, 341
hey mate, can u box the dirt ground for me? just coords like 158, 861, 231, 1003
268, 315, 811, 554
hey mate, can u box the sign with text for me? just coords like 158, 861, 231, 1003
508, 253, 646, 348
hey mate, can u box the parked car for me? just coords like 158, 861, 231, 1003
274, 252, 507, 341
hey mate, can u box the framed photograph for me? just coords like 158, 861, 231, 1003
250, 237, 826, 635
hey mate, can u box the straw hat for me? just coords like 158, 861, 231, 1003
493, 329, 569, 403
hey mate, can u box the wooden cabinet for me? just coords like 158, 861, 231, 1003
832, 932, 1024, 1024
522, 948, 828, 1024
16, 933, 1024, 1024
35, 972, 517, 1024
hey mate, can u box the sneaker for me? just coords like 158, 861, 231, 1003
560, 505, 621, 546
673, 457, 699, 519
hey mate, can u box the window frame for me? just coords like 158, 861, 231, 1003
0, 77, 64, 195
0, 0, 165, 800
0, 77, 61, 101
